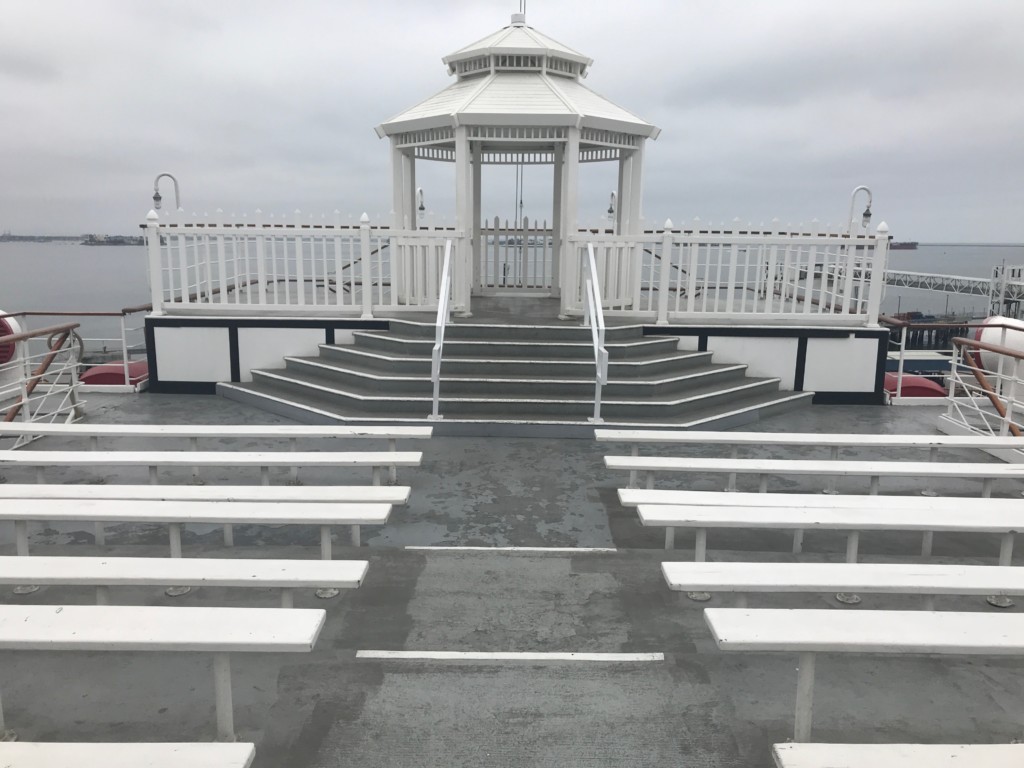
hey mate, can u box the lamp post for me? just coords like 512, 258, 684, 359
416, 187, 426, 225
847, 185, 872, 235
152, 173, 181, 212
607, 191, 617, 234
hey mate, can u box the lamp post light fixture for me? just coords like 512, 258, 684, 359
416, 187, 426, 222
607, 191, 617, 233
152, 173, 181, 211
847, 185, 872, 234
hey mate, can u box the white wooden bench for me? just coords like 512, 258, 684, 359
772, 742, 1024, 768
0, 555, 368, 608
0, 604, 325, 741
605, 456, 1024, 497
2, 498, 392, 557
620, 488, 1021, 557
595, 429, 1024, 489
704, 608, 1024, 742
0, 449, 422, 486
0, 424, 433, 484
0, 742, 256, 767
637, 503, 1021, 565
663, 562, 1024, 610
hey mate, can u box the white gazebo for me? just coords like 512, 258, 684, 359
375, 12, 660, 316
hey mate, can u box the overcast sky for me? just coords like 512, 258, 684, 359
3, 0, 1023, 241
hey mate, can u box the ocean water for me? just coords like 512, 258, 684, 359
2, 240, 1023, 342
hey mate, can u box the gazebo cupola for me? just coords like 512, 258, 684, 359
376, 12, 659, 311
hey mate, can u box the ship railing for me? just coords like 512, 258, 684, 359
0, 307, 150, 393
944, 336, 1024, 445
428, 240, 455, 420
582, 243, 609, 423
144, 209, 466, 318
0, 321, 85, 439
565, 221, 890, 326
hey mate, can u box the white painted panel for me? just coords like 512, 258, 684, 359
154, 327, 230, 382
706, 337, 799, 390
334, 330, 356, 345
804, 336, 878, 392
237, 327, 325, 383
676, 336, 700, 352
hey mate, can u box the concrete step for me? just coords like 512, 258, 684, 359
352, 331, 682, 360
281, 355, 750, 398
385, 319, 646, 343
318, 344, 714, 377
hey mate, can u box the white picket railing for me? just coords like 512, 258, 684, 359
478, 217, 555, 292
566, 221, 890, 326
145, 210, 464, 317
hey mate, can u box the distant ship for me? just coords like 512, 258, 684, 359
890, 241, 919, 250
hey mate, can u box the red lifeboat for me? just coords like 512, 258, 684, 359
884, 372, 946, 398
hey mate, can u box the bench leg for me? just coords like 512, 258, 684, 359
694, 528, 707, 562
629, 446, 638, 489
280, 588, 294, 609
822, 448, 840, 494
921, 531, 934, 558
845, 531, 859, 563
923, 595, 936, 611
725, 447, 738, 491
351, 525, 361, 548
791, 529, 804, 555
646, 471, 654, 490
317, 526, 340, 599
0, 687, 14, 742
94, 522, 106, 546
372, 466, 381, 486
212, 653, 236, 742
95, 585, 111, 605
734, 594, 747, 608
35, 467, 44, 484
665, 527, 675, 551
223, 524, 234, 548
261, 466, 270, 486
389, 439, 398, 485
165, 523, 191, 597
757, 474, 767, 494
987, 533, 1017, 608
793, 652, 816, 742
982, 478, 993, 498
869, 476, 879, 495
12, 521, 38, 595
148, 466, 158, 484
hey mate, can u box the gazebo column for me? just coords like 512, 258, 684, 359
626, 142, 645, 236
622, 143, 646, 308
471, 141, 482, 295
390, 138, 407, 230
557, 126, 581, 319
551, 142, 564, 298
453, 125, 473, 315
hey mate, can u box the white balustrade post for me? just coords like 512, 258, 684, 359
656, 220, 674, 325
865, 222, 889, 325
145, 210, 164, 315
360, 213, 373, 319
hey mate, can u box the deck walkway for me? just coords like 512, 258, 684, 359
0, 394, 1019, 767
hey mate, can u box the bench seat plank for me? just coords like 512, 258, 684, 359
595, 428, 1024, 450
0, 424, 432, 439
0, 450, 422, 467
605, 456, 1024, 478
0, 499, 392, 525
638, 504, 1024, 533
772, 742, 1024, 768
664, 562, 1024, 596
0, 742, 255, 768
0, 605, 325, 652
620, 489, 1023, 510
704, 608, 1024, 654
0, 484, 410, 504
0, 556, 369, 589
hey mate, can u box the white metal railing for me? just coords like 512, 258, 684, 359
429, 241, 455, 420
566, 222, 891, 326
944, 333, 1024, 438
145, 209, 464, 317
1, 322, 85, 439
582, 244, 609, 423
478, 216, 554, 291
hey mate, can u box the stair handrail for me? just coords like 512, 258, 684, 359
429, 240, 455, 420
583, 243, 609, 423
1, 321, 85, 426
949, 335, 1024, 438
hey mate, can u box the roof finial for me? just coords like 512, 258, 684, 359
511, 11, 526, 26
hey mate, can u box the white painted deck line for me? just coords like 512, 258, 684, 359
405, 546, 617, 553
356, 650, 664, 662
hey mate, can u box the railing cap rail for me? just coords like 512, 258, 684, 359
0, 322, 81, 344
953, 335, 1024, 363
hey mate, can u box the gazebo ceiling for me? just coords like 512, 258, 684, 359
375, 13, 659, 152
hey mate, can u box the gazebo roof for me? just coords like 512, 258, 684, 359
375, 14, 659, 141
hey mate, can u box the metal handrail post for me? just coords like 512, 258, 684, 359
429, 240, 454, 420
119, 315, 131, 387
896, 325, 907, 399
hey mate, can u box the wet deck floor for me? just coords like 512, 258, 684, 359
0, 394, 1021, 767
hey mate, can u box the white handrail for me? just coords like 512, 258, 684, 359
583, 244, 609, 423
429, 240, 455, 420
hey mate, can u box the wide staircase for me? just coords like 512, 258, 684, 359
219, 318, 813, 433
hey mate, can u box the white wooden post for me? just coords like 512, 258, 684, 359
558, 127, 581, 318
146, 210, 164, 314
656, 222, 674, 325
793, 652, 816, 742
360, 214, 373, 318
866, 222, 889, 325
212, 653, 235, 742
